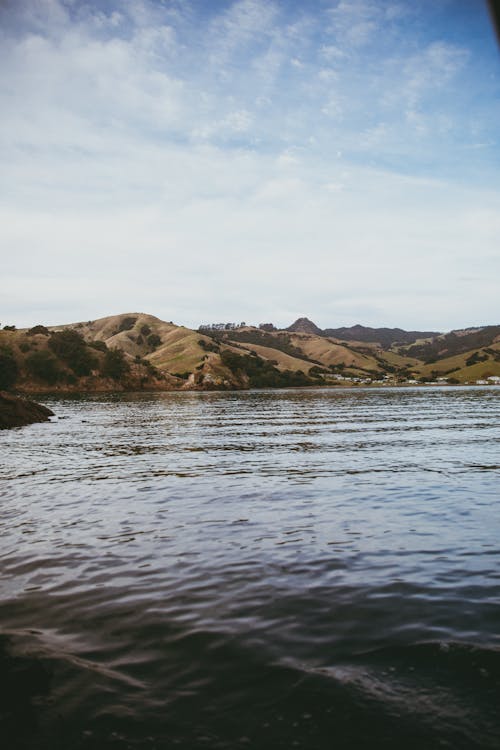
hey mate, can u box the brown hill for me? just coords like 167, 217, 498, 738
0, 317, 181, 393
2, 313, 499, 392
401, 326, 500, 362
322, 324, 440, 348
285, 320, 440, 348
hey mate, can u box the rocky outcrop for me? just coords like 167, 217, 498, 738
0, 392, 54, 429
286, 317, 323, 335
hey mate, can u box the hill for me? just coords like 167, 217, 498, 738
401, 326, 500, 361
285, 318, 440, 347
286, 317, 323, 335
1, 313, 499, 392
286, 318, 440, 349
323, 324, 440, 348
0, 316, 182, 393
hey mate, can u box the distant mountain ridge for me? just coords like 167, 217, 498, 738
323, 324, 441, 348
286, 318, 440, 348
404, 325, 500, 361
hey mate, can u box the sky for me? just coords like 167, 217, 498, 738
1, 0, 499, 331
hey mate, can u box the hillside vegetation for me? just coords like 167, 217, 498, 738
1, 313, 499, 392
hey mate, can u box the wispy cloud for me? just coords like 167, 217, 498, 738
0, 0, 499, 329
403, 41, 470, 108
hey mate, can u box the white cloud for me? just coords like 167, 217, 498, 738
206, 0, 279, 69
2, 141, 498, 329
0, 0, 498, 331
319, 44, 346, 61
213, 0, 279, 41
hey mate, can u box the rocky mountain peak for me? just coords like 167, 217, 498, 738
286, 317, 323, 335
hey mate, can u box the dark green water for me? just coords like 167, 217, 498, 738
1, 387, 499, 749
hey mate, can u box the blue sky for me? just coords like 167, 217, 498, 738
1, 0, 499, 330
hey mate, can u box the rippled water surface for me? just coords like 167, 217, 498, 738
1, 387, 500, 749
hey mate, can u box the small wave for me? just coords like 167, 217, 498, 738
2, 629, 500, 750
285, 640, 500, 749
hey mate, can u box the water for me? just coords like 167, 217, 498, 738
1, 387, 499, 749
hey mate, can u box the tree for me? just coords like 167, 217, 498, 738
118, 316, 137, 332
48, 329, 97, 376
26, 350, 62, 384
28, 325, 49, 336
102, 348, 130, 380
0, 349, 19, 389
89, 340, 107, 352
198, 339, 219, 352
220, 350, 313, 388
147, 334, 161, 349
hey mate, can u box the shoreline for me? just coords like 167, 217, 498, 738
15, 382, 500, 399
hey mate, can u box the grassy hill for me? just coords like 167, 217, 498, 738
0, 316, 181, 393
416, 342, 500, 383
1, 313, 499, 392
401, 326, 500, 361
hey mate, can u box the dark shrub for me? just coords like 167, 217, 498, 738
48, 330, 97, 376
140, 325, 152, 337
221, 350, 312, 388
133, 355, 155, 371
142, 359, 159, 377
199, 339, 219, 353
147, 334, 161, 349
223, 330, 305, 359
102, 348, 130, 380
0, 348, 19, 389
118, 317, 137, 332
26, 350, 62, 384
89, 340, 108, 352
309, 365, 328, 376
28, 325, 49, 336
465, 351, 488, 366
